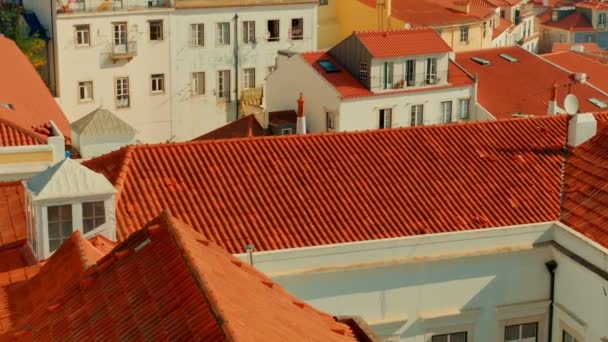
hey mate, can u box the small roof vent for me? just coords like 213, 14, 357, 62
471, 57, 491, 66
588, 97, 608, 109
499, 53, 518, 62
318, 59, 341, 73
0, 101, 15, 110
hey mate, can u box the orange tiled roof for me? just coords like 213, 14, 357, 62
575, 0, 608, 9
0, 182, 27, 249
193, 114, 268, 140
0, 119, 43, 147
562, 121, 608, 246
1, 212, 370, 341
83, 116, 571, 254
0, 37, 70, 144
354, 28, 452, 57
455, 46, 608, 119
551, 42, 602, 54
300, 52, 474, 99
492, 18, 514, 39
541, 12, 594, 31
542, 51, 608, 92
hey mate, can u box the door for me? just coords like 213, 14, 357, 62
113, 23, 127, 54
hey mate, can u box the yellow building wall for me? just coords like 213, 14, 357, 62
439, 21, 493, 52
0, 151, 53, 164
317, 0, 342, 49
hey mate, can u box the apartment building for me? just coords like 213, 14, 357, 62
23, 0, 318, 143
266, 28, 477, 132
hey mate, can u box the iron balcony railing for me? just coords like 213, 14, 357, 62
110, 41, 137, 62
374, 71, 448, 91
58, 0, 173, 14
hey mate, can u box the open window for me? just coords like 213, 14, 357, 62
267, 19, 280, 42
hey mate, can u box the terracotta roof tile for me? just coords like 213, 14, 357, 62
550, 43, 603, 54
354, 28, 453, 58
456, 46, 608, 119
541, 12, 594, 31
300, 52, 474, 99
0, 182, 27, 248
542, 51, 608, 92
575, 0, 608, 9
0, 119, 43, 147
493, 18, 514, 39
193, 115, 268, 141
83, 116, 570, 254
1, 212, 369, 341
0, 37, 70, 143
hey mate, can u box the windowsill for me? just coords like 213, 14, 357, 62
151, 91, 165, 95
78, 99, 94, 104
75, 44, 91, 48
267, 39, 280, 43
149, 38, 164, 42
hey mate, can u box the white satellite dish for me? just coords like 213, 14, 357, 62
564, 94, 579, 115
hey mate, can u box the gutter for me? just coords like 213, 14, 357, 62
545, 260, 558, 342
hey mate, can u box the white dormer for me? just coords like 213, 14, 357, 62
23, 158, 116, 260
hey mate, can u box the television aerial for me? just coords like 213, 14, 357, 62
564, 94, 579, 115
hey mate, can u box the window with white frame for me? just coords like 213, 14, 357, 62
411, 104, 423, 126
379, 108, 392, 129
459, 98, 470, 120
359, 62, 368, 80
291, 18, 303, 40
217, 22, 230, 45
243, 68, 255, 89
78, 81, 93, 102
460, 26, 469, 43
431, 331, 467, 342
562, 330, 578, 342
426, 58, 437, 85
149, 20, 163, 41
191, 72, 205, 95
83, 201, 105, 234
243, 21, 255, 44
441, 101, 452, 123
115, 77, 130, 108
47, 205, 73, 253
75, 25, 90, 46
151, 74, 165, 93
326, 111, 336, 131
191, 23, 204, 47
383, 61, 394, 89
267, 19, 280, 42
505, 322, 538, 342
406, 59, 415, 86
217, 70, 231, 102
599, 13, 607, 28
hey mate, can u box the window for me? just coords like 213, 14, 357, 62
75, 25, 90, 46
149, 20, 163, 40
359, 62, 368, 80
441, 101, 453, 123
82, 201, 105, 234
562, 331, 577, 342
192, 72, 205, 95
505, 322, 538, 342
559, 33, 566, 43
410, 104, 423, 126
482, 21, 487, 38
585, 34, 594, 42
291, 18, 303, 40
151, 74, 165, 93
217, 22, 230, 45
319, 0, 328, 4
217, 70, 231, 102
78, 81, 93, 102
267, 19, 280, 42
47, 205, 72, 253
383, 61, 394, 89
431, 332, 467, 342
191, 23, 204, 46
115, 77, 130, 108
326, 111, 335, 131
460, 26, 469, 43
406, 59, 415, 86
243, 21, 256, 44
426, 58, 437, 85
113, 22, 127, 51
379, 108, 392, 129
459, 98, 470, 120
599, 13, 607, 28
243, 68, 255, 89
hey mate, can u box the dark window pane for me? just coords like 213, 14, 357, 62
48, 206, 59, 222
49, 239, 60, 253
95, 201, 105, 215
48, 222, 60, 238
83, 202, 93, 217
97, 215, 106, 226
451, 332, 467, 342
61, 205, 72, 219
505, 325, 520, 341
431, 335, 448, 342
62, 222, 73, 237
522, 323, 538, 338
83, 219, 94, 233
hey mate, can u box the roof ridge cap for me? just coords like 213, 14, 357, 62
113, 145, 135, 197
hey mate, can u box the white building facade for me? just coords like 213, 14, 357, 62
23, 0, 318, 143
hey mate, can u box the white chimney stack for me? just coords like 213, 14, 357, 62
568, 113, 597, 147
543, 0, 548, 6
547, 82, 558, 115
296, 93, 306, 134
574, 72, 587, 83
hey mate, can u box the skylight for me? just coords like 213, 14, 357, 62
499, 53, 518, 62
471, 57, 491, 66
588, 97, 608, 109
318, 59, 341, 73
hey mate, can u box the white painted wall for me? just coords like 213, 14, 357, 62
54, 9, 173, 143
74, 132, 136, 159
370, 54, 450, 91
168, 4, 318, 140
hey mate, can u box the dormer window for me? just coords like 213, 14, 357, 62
405, 59, 415, 86
83, 201, 106, 233
48, 205, 73, 252
425, 58, 437, 85
359, 62, 368, 80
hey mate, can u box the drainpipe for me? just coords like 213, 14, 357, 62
246, 244, 254, 266
545, 260, 558, 342
234, 13, 239, 120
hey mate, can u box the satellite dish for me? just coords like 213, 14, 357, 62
564, 94, 579, 115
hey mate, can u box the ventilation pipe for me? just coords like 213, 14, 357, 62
568, 113, 598, 147
545, 260, 558, 342
547, 82, 558, 115
296, 93, 306, 134
246, 244, 254, 265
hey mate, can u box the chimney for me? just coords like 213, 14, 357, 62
574, 72, 587, 83
568, 113, 597, 147
246, 115, 253, 138
543, 0, 548, 6
296, 93, 306, 134
547, 82, 558, 115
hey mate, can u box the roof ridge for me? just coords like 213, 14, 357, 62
112, 145, 135, 197
0, 117, 45, 145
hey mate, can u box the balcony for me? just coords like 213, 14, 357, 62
109, 41, 137, 63
376, 72, 446, 91
58, 0, 173, 14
